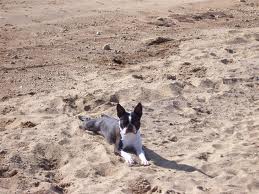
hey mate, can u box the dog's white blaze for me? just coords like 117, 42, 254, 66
128, 114, 132, 123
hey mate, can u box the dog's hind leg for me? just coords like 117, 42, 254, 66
78, 116, 100, 134
78, 115, 91, 121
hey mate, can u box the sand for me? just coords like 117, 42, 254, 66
0, 0, 259, 193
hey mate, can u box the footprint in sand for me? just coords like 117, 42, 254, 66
32, 143, 66, 172
0, 165, 18, 178
212, 143, 224, 149
75, 167, 91, 179
247, 180, 259, 192
227, 37, 248, 44
0, 118, 16, 131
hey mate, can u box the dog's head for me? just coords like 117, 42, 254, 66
117, 103, 142, 134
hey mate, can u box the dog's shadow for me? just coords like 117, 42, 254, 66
143, 146, 214, 178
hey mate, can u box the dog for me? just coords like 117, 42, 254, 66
78, 103, 149, 166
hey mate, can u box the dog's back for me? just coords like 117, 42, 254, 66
79, 115, 119, 144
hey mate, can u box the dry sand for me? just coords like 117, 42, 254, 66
0, 0, 259, 193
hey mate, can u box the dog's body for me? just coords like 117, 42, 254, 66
78, 103, 149, 166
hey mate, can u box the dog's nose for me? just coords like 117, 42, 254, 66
126, 125, 136, 134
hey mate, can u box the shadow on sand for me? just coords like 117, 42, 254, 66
143, 146, 214, 178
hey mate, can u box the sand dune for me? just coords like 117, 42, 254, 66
0, 0, 259, 193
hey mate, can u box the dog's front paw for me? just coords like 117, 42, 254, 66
121, 151, 134, 166
140, 158, 149, 166
138, 151, 149, 166
125, 155, 134, 166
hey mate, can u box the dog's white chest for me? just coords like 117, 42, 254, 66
121, 131, 141, 149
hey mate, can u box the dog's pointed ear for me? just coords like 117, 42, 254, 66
117, 104, 126, 118
134, 103, 142, 118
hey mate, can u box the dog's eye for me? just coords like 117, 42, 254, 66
123, 119, 129, 126
120, 119, 128, 126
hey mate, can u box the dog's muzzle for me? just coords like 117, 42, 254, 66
126, 125, 137, 134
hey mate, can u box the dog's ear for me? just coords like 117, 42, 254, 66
134, 103, 142, 118
117, 104, 126, 118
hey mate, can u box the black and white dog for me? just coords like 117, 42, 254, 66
78, 103, 149, 166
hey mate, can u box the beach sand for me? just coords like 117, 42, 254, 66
0, 0, 259, 193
